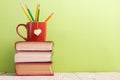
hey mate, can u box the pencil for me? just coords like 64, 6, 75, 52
35, 4, 38, 21
20, 4, 32, 22
35, 4, 40, 21
25, 4, 34, 21
37, 4, 40, 21
44, 12, 54, 23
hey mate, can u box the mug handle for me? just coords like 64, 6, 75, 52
16, 24, 27, 41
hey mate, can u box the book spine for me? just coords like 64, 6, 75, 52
15, 62, 52, 64
16, 73, 54, 76
16, 50, 52, 52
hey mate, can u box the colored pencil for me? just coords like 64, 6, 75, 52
25, 4, 34, 21
35, 4, 40, 21
37, 4, 40, 21
20, 4, 32, 22
44, 12, 54, 23
35, 4, 38, 21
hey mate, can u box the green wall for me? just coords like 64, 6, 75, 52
0, 0, 120, 72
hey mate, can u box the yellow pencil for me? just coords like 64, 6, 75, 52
35, 4, 38, 21
37, 4, 40, 21
35, 4, 40, 21
20, 4, 32, 22
44, 12, 54, 23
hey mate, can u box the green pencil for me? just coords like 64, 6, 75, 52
37, 4, 40, 21
25, 4, 34, 21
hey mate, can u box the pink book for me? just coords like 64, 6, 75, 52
14, 52, 53, 62
15, 41, 53, 52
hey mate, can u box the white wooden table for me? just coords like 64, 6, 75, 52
0, 72, 120, 80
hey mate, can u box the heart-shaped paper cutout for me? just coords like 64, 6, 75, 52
34, 29, 42, 36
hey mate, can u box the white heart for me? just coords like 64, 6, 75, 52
34, 29, 42, 36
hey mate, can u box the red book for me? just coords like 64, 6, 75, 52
15, 41, 53, 52
15, 62, 53, 76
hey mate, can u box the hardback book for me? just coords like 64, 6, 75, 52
15, 62, 53, 76
14, 51, 53, 62
15, 41, 53, 52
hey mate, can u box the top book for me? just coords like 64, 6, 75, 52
15, 41, 53, 52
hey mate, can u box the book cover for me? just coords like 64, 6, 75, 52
14, 51, 53, 62
15, 41, 54, 52
15, 62, 53, 76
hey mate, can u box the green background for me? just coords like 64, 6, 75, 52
0, 0, 120, 72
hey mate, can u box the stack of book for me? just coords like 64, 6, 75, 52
14, 41, 54, 76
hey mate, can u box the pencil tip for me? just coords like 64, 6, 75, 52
37, 4, 40, 8
52, 12, 54, 15
25, 4, 28, 8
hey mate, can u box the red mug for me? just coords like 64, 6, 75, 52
16, 22, 46, 41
